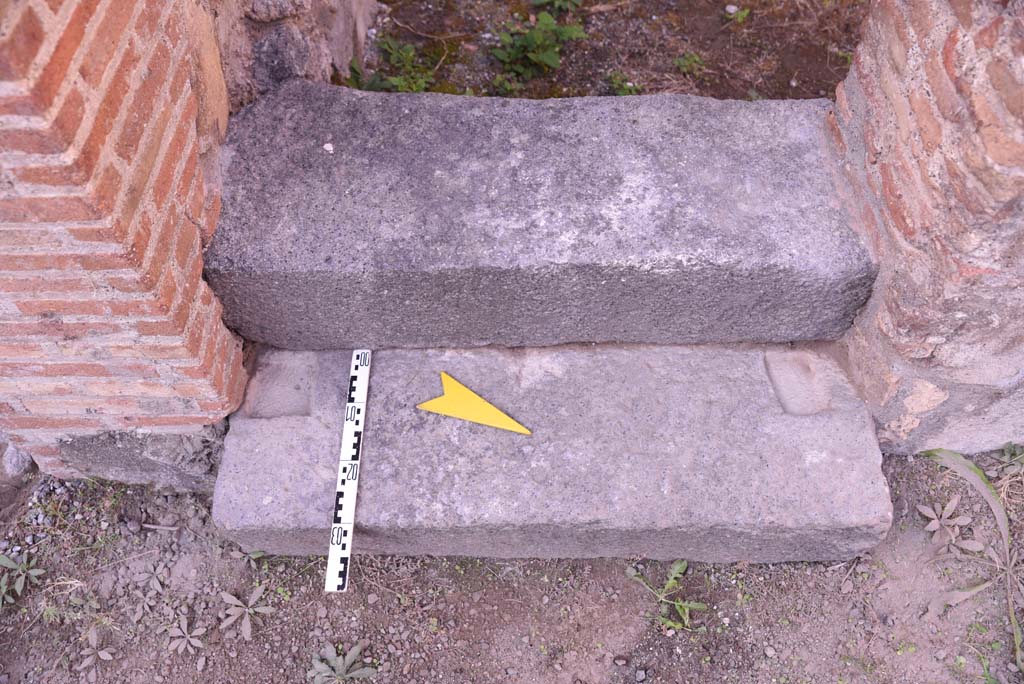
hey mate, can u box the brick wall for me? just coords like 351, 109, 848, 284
0, 0, 246, 474
830, 0, 1023, 452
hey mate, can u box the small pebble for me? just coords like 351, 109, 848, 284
367, 593, 379, 605
725, 4, 739, 14
764, 646, 777, 658
635, 669, 647, 682
323, 143, 334, 154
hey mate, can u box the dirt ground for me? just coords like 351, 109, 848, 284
360, 0, 867, 100
1, 454, 1022, 684
3, 2, 1020, 683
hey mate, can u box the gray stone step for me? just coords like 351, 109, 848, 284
212, 345, 892, 561
204, 81, 875, 350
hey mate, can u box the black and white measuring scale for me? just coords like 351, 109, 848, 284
324, 349, 372, 592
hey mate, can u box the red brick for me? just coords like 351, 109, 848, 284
0, 228, 67, 251
944, 158, 989, 214
115, 41, 171, 160
112, 87, 177, 242
91, 165, 123, 215
0, 320, 121, 338
879, 162, 916, 239
907, 0, 936, 47
942, 30, 964, 95
200, 195, 221, 247
81, 380, 182, 398
0, 253, 77, 271
175, 143, 200, 209
166, 5, 185, 46
947, 0, 973, 28
139, 205, 180, 279
909, 91, 943, 153
79, 0, 137, 86
835, 81, 852, 124
22, 396, 144, 414
170, 53, 191, 100
877, 0, 910, 75
0, 362, 110, 377
0, 195, 100, 223
153, 103, 197, 209
987, 60, 1024, 122
0, 6, 45, 80
924, 51, 965, 122
878, 61, 913, 146
976, 17, 1004, 51
134, 0, 164, 41
15, 299, 107, 316
0, 416, 105, 430
186, 175, 205, 223
77, 42, 141, 178
32, 0, 103, 109
11, 159, 89, 188
0, 275, 92, 293
114, 415, 216, 428
0, 344, 47, 358
67, 219, 127, 244
50, 86, 86, 148
0, 126, 67, 155
825, 110, 847, 156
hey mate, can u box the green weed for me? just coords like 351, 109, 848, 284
491, 12, 586, 90
674, 52, 705, 76
307, 641, 377, 682
379, 38, 435, 93
346, 39, 435, 93
627, 560, 707, 632
608, 71, 642, 95
531, 0, 581, 14
0, 552, 45, 611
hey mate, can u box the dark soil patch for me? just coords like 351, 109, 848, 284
1, 455, 1021, 683
364, 0, 867, 100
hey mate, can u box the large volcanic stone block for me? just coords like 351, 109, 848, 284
205, 81, 875, 349
212, 345, 892, 561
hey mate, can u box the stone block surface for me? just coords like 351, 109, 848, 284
205, 81, 876, 349
212, 345, 892, 561
57, 425, 228, 494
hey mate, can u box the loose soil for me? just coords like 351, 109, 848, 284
364, 0, 867, 100
1, 455, 1022, 683
4, 3, 1019, 683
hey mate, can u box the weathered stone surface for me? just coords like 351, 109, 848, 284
206, 81, 876, 350
2, 441, 34, 480
213, 345, 892, 561
248, 0, 312, 22
212, 0, 379, 111
57, 425, 227, 494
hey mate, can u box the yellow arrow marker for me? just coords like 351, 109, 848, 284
416, 372, 532, 435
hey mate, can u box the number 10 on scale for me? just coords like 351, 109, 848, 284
325, 349, 371, 592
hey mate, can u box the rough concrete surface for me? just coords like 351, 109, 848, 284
205, 81, 876, 350
57, 424, 227, 493
213, 345, 892, 561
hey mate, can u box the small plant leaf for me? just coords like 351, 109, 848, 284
221, 592, 245, 607
344, 641, 364, 671
926, 580, 993, 619
924, 450, 1010, 555
347, 666, 378, 678
942, 494, 961, 519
